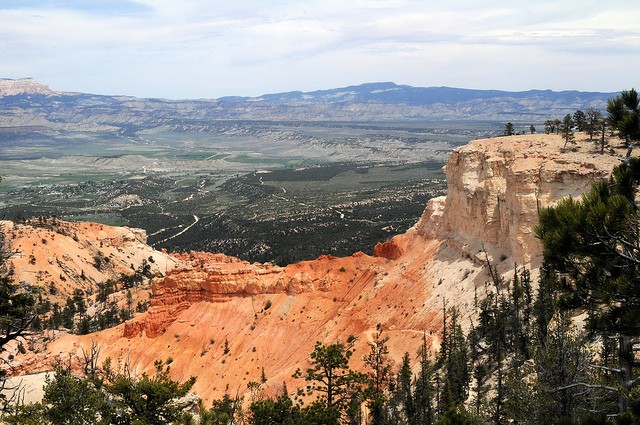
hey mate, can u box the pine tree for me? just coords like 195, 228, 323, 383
536, 158, 640, 416
439, 308, 469, 413
41, 366, 109, 425
0, 246, 38, 411
607, 88, 640, 147
294, 340, 365, 422
561, 114, 575, 150
573, 109, 587, 131
363, 330, 392, 425
532, 266, 557, 344
533, 314, 593, 423
395, 353, 414, 425
504, 122, 515, 136
414, 333, 434, 425
585, 107, 604, 142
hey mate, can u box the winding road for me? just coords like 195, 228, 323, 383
152, 214, 200, 245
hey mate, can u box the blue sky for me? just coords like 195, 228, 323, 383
1, 0, 638, 99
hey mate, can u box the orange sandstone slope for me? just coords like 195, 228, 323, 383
42, 134, 623, 404
1, 219, 180, 302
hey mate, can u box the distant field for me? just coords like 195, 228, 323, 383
140, 160, 446, 264
0, 120, 501, 263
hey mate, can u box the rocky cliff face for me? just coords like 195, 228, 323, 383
12, 133, 626, 404
123, 252, 331, 339
416, 134, 622, 265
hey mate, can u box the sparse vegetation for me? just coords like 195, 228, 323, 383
503, 122, 514, 136
0, 121, 458, 265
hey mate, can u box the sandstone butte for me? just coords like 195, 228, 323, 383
0, 78, 55, 97
2, 133, 627, 405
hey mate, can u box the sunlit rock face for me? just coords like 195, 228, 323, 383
415, 134, 621, 265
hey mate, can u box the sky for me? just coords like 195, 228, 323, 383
1, 0, 639, 99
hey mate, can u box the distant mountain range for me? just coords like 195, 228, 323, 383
0, 78, 616, 132
218, 81, 613, 107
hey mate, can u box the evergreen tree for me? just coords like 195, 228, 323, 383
561, 114, 575, 150
107, 361, 196, 424
0, 271, 37, 351
363, 330, 392, 425
532, 266, 557, 344
42, 366, 110, 425
414, 334, 434, 425
536, 158, 640, 337
0, 246, 37, 410
553, 118, 562, 134
250, 392, 302, 425
573, 110, 587, 132
502, 361, 535, 425
504, 122, 515, 136
465, 265, 537, 423
439, 308, 469, 413
533, 314, 593, 424
210, 390, 243, 425
585, 107, 604, 142
395, 353, 414, 425
544, 119, 557, 134
536, 158, 640, 416
2, 402, 46, 425
607, 88, 640, 147
295, 341, 365, 423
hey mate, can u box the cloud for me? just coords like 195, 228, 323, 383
0, 0, 638, 97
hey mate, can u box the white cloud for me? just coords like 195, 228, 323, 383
0, 0, 638, 97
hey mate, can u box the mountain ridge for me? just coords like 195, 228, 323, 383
218, 82, 614, 106
0, 78, 616, 125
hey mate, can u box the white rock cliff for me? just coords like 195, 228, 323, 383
416, 134, 622, 265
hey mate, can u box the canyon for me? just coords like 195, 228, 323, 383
2, 132, 625, 405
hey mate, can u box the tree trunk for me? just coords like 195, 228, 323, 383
618, 335, 633, 415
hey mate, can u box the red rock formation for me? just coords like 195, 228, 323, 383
374, 240, 403, 260
124, 253, 289, 338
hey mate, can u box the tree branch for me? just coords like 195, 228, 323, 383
555, 382, 618, 393
590, 364, 622, 374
